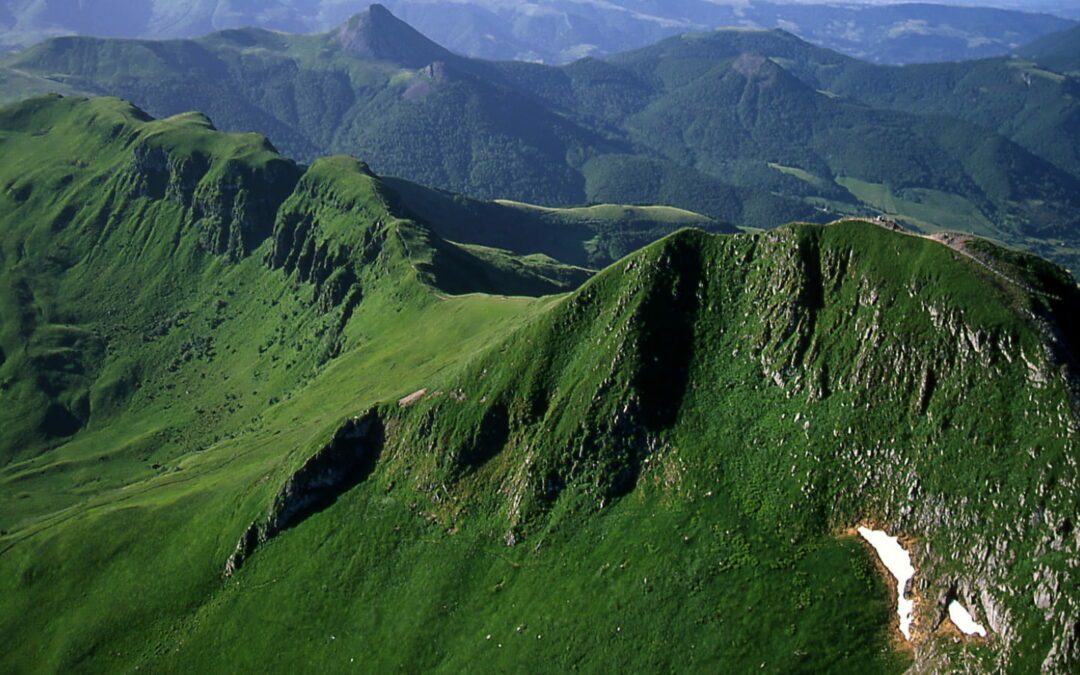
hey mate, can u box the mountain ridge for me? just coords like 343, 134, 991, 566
0, 93, 1078, 672
1020, 23, 1080, 73
0, 0, 1074, 65
5, 9, 1077, 275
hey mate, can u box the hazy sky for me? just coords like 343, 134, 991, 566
744, 0, 1075, 10
737, 0, 1079, 19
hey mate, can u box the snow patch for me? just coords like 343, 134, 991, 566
948, 600, 987, 637
858, 526, 915, 640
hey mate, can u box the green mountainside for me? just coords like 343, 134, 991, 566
1021, 24, 1080, 75
690, 28, 1080, 189
0, 93, 731, 467
379, 176, 733, 269
824, 57, 1080, 183
586, 26, 1080, 184
3, 6, 1078, 275
549, 29, 1080, 273
564, 27, 1080, 275
0, 95, 1078, 673
0, 94, 538, 467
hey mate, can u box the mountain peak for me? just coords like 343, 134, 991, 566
367, 3, 392, 18
333, 3, 452, 68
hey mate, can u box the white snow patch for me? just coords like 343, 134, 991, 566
948, 600, 987, 637
858, 526, 915, 640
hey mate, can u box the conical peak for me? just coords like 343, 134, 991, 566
334, 4, 452, 68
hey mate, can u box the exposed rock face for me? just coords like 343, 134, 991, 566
731, 52, 784, 90
402, 61, 450, 102
265, 162, 390, 311
376, 225, 1079, 671
191, 159, 300, 259
737, 229, 1079, 672
271, 216, 361, 313
224, 409, 385, 576
267, 211, 360, 298
422, 61, 448, 82
124, 143, 208, 203
122, 142, 301, 260
732, 53, 771, 79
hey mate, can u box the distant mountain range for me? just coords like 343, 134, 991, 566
0, 0, 1075, 65
3, 4, 1077, 273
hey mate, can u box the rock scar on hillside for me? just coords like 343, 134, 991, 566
223, 409, 385, 576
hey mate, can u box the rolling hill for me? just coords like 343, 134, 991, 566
0, 94, 1077, 673
1020, 23, 1080, 74
2, 6, 1079, 275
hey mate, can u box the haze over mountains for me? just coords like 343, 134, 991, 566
1, 1, 1079, 673
1021, 22, 1080, 73
0, 0, 1076, 64
3, 4, 1078, 273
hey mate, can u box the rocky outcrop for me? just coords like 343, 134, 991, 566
190, 158, 300, 260
123, 143, 209, 203
402, 61, 450, 101
732, 52, 782, 84
265, 165, 390, 310
380, 224, 1079, 671
224, 409, 385, 576
732, 228, 1079, 672
121, 141, 301, 260
268, 212, 356, 286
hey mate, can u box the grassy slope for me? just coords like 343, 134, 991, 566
0, 97, 1078, 672
0, 94, 572, 490
358, 222, 1079, 671
382, 175, 736, 269
0, 95, 572, 671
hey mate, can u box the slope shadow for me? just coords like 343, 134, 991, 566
224, 410, 385, 575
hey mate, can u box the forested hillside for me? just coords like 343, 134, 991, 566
3, 6, 1078, 273
1021, 24, 1080, 74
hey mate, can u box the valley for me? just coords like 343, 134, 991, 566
2, 5, 1077, 276
0, 4, 1079, 673
0, 95, 1076, 672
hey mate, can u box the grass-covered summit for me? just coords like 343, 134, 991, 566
0, 96, 1078, 673
0, 94, 739, 465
